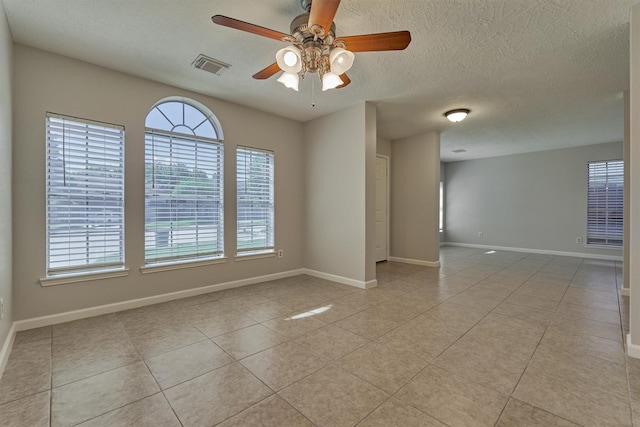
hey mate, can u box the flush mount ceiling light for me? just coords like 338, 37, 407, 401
445, 109, 470, 122
212, 0, 411, 92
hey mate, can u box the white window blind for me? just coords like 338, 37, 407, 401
237, 147, 274, 255
46, 113, 125, 276
145, 131, 224, 264
587, 160, 623, 247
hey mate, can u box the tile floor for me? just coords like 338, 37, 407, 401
0, 246, 635, 426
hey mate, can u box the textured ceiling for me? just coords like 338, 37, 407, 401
2, 0, 636, 161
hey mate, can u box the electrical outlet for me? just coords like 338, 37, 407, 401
477, 232, 483, 238
576, 237, 582, 244
0, 298, 4, 320
278, 249, 284, 258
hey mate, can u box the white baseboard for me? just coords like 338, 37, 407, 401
628, 334, 640, 359
303, 269, 377, 289
0, 322, 16, 383
622, 288, 630, 297
14, 269, 306, 332
442, 242, 623, 261
388, 257, 441, 268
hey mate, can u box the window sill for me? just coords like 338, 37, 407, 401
140, 257, 227, 274
584, 244, 623, 251
235, 251, 276, 262
40, 268, 130, 287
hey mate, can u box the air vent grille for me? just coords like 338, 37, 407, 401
192, 54, 231, 76
452, 149, 467, 153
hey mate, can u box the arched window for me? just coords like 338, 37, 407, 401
144, 99, 224, 265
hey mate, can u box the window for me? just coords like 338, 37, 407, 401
587, 160, 623, 247
144, 100, 224, 265
237, 147, 274, 255
46, 113, 125, 276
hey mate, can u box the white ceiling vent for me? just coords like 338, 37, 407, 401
192, 54, 231, 76
452, 149, 467, 153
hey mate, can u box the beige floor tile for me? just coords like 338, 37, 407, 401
0, 339, 51, 405
51, 361, 160, 427
173, 299, 238, 322
492, 302, 555, 325
337, 342, 429, 394
13, 326, 52, 346
564, 286, 619, 302
279, 365, 388, 426
76, 393, 180, 427
496, 398, 579, 426
334, 310, 401, 339
52, 313, 123, 338
562, 293, 620, 311
262, 315, 327, 339
190, 309, 257, 338
145, 339, 234, 389
240, 341, 328, 391
395, 365, 508, 427
218, 395, 314, 427
238, 300, 296, 322
446, 287, 507, 311
472, 279, 522, 296
540, 328, 625, 364
360, 299, 421, 323
306, 301, 365, 323
127, 322, 207, 359
433, 339, 527, 394
526, 344, 628, 398
0, 390, 50, 427
212, 324, 287, 359
513, 367, 632, 426
631, 398, 640, 427
377, 318, 463, 361
357, 397, 446, 426
503, 293, 560, 312
333, 288, 395, 308
554, 301, 621, 325
164, 363, 273, 427
294, 324, 369, 360
512, 283, 568, 301
52, 328, 140, 387
547, 317, 623, 342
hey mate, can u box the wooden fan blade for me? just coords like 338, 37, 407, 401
308, 0, 341, 37
337, 31, 411, 52
253, 63, 281, 80
212, 15, 291, 42
336, 73, 350, 89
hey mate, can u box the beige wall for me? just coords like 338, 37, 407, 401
376, 137, 391, 157
390, 132, 441, 264
12, 45, 305, 320
0, 6, 12, 351
445, 142, 623, 257
304, 103, 377, 285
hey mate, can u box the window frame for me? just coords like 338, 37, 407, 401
586, 159, 623, 248
236, 146, 275, 257
44, 112, 126, 278
143, 100, 225, 267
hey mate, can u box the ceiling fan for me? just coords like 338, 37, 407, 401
212, 0, 411, 91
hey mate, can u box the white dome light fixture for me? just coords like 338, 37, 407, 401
444, 109, 470, 123
276, 46, 303, 73
329, 47, 355, 75
277, 72, 300, 91
322, 72, 343, 91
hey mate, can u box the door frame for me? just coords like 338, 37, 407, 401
376, 154, 391, 262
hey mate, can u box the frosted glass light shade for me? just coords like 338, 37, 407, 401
276, 47, 302, 73
277, 72, 299, 91
329, 47, 355, 75
322, 72, 343, 91
445, 109, 470, 122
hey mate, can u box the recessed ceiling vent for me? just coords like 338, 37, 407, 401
452, 149, 467, 153
192, 54, 231, 76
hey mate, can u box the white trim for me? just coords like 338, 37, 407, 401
235, 252, 276, 262
303, 269, 377, 289
15, 269, 305, 332
140, 257, 227, 274
442, 242, 623, 261
628, 333, 640, 359
40, 268, 130, 287
0, 323, 16, 383
388, 257, 441, 267
376, 154, 391, 262
622, 288, 630, 297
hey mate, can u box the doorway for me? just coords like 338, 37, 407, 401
375, 155, 389, 262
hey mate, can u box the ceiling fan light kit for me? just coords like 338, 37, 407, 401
212, 0, 411, 92
445, 109, 471, 123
